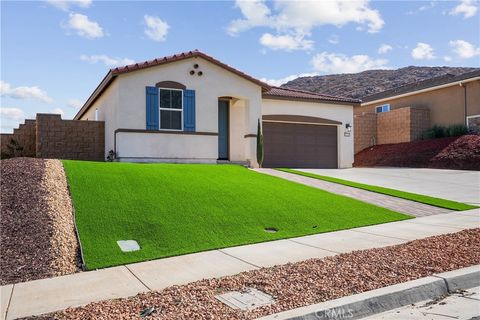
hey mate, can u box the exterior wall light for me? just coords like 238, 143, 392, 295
345, 123, 352, 133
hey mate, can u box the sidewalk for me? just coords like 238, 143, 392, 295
2, 209, 478, 320
254, 169, 452, 217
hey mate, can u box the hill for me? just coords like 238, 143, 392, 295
282, 66, 478, 99
354, 135, 480, 170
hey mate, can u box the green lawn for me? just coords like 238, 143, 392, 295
63, 161, 411, 270
280, 169, 477, 211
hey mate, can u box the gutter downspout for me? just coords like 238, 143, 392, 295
460, 82, 467, 126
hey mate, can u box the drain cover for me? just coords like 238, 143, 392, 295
117, 240, 140, 252
264, 227, 278, 233
215, 288, 274, 310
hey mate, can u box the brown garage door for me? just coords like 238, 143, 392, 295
263, 122, 338, 168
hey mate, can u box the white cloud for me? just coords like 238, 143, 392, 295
407, 1, 437, 15
260, 72, 320, 87
259, 33, 313, 51
311, 52, 389, 74
45, 0, 92, 11
449, 39, 480, 58
444, 56, 453, 62
328, 35, 340, 45
229, 0, 384, 35
144, 15, 169, 42
378, 44, 393, 54
80, 54, 135, 67
66, 13, 104, 39
67, 99, 84, 109
228, 0, 384, 52
450, 0, 478, 18
0, 107, 27, 121
51, 108, 65, 117
0, 81, 53, 103
411, 42, 435, 60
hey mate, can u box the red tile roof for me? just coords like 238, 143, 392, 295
263, 86, 360, 104
74, 50, 358, 120
111, 50, 271, 90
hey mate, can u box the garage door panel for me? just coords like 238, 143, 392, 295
263, 122, 338, 168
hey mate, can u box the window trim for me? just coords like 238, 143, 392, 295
158, 87, 183, 131
375, 104, 391, 113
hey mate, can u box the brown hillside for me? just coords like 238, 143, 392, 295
354, 135, 480, 170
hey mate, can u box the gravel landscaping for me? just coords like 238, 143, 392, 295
354, 135, 480, 170
0, 158, 81, 285
34, 228, 479, 320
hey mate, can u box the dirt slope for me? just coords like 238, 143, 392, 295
0, 158, 81, 285
354, 135, 480, 170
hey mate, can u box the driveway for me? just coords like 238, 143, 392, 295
298, 168, 480, 205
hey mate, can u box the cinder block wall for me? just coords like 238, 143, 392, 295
0, 119, 36, 157
354, 107, 430, 153
36, 114, 105, 161
377, 107, 412, 144
354, 113, 377, 154
410, 108, 430, 141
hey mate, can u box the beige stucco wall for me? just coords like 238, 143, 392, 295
229, 99, 247, 161
261, 99, 354, 168
358, 80, 480, 126
116, 132, 217, 162
81, 57, 263, 165
80, 80, 119, 157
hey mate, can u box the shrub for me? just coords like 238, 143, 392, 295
422, 125, 446, 139
422, 124, 469, 139
256, 119, 264, 167
446, 124, 468, 137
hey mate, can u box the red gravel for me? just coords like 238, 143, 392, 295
29, 228, 479, 320
354, 135, 480, 170
0, 158, 81, 285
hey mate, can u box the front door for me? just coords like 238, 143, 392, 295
218, 100, 229, 160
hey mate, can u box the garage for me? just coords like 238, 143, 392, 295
262, 115, 339, 168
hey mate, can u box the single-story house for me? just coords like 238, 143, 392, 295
75, 50, 359, 168
354, 70, 480, 153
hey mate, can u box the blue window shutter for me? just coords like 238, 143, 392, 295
183, 89, 196, 132
146, 86, 159, 130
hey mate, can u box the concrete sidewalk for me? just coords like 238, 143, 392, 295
1, 209, 479, 320
255, 169, 452, 217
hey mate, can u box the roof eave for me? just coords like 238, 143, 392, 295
74, 71, 115, 120
361, 76, 480, 106
262, 94, 360, 106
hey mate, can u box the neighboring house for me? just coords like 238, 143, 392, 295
354, 70, 480, 153
75, 50, 358, 168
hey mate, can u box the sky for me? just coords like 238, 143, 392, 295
1, 0, 479, 132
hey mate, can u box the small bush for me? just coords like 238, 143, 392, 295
422, 125, 446, 139
421, 124, 469, 139
446, 124, 468, 137
421, 128, 436, 139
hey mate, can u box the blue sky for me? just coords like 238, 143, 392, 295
1, 0, 479, 132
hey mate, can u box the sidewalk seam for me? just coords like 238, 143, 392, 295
349, 229, 410, 241
123, 266, 152, 292
402, 220, 467, 229
5, 283, 14, 320
287, 239, 341, 254
217, 250, 261, 269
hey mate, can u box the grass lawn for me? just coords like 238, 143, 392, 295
280, 169, 477, 211
63, 161, 411, 270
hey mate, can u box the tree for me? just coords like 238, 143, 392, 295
256, 119, 264, 167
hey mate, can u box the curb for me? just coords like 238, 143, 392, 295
256, 265, 480, 320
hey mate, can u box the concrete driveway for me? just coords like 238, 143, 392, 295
298, 168, 480, 205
